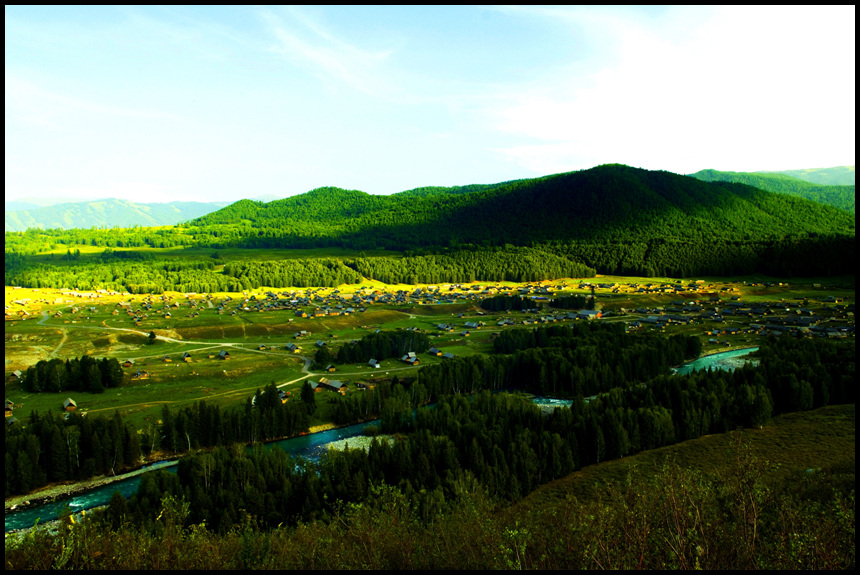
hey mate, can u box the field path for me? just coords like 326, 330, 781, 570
28, 316, 422, 410
39, 311, 69, 358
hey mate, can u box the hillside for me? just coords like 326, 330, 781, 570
190, 164, 854, 247
689, 169, 855, 214
5, 198, 229, 232
5, 164, 856, 280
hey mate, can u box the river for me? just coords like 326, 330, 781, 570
672, 346, 759, 376
6, 348, 760, 532
5, 421, 375, 533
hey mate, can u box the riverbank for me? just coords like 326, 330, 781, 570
698, 345, 759, 358
4, 460, 179, 512
5, 420, 379, 514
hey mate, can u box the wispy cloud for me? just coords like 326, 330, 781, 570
260, 7, 396, 97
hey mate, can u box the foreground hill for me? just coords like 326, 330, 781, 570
4, 198, 228, 232
689, 169, 855, 214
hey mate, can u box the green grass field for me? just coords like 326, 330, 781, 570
5, 273, 853, 433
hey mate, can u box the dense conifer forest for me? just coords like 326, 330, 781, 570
5, 332, 853, 569
690, 168, 855, 214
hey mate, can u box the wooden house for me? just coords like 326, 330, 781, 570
182, 352, 192, 362
319, 377, 346, 393
122, 359, 135, 368
219, 350, 231, 360
63, 398, 77, 412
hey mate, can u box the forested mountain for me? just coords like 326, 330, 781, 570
5, 164, 856, 281
4, 198, 229, 232
766, 165, 854, 186
188, 164, 854, 246
395, 180, 522, 198
689, 169, 855, 214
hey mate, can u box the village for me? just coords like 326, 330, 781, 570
4, 276, 855, 428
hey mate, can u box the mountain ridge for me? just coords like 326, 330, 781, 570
190, 164, 854, 249
5, 198, 229, 232
688, 168, 855, 214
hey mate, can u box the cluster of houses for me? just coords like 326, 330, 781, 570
624, 298, 854, 339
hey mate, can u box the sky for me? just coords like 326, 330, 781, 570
5, 5, 855, 204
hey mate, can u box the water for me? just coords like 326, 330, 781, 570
8, 349, 759, 532
672, 347, 759, 376
531, 348, 760, 413
5, 421, 373, 532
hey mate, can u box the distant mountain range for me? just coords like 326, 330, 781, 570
688, 167, 855, 215
765, 165, 854, 186
5, 199, 229, 232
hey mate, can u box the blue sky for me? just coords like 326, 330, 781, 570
5, 5, 855, 204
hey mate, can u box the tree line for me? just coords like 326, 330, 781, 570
5, 410, 141, 495
333, 330, 431, 365
348, 245, 596, 284
21, 356, 124, 394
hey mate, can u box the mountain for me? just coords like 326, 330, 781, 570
192, 164, 854, 248
4, 201, 42, 212
5, 164, 855, 279
763, 165, 854, 186
5, 198, 229, 232
688, 169, 855, 214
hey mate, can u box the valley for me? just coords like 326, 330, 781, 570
5, 270, 853, 431
4, 165, 855, 569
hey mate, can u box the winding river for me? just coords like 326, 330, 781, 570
6, 347, 760, 532
5, 421, 374, 532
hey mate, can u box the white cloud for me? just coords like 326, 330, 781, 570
488, 6, 855, 174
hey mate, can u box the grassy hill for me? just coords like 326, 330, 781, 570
689, 168, 855, 214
